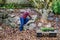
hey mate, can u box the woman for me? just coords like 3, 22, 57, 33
19, 11, 32, 31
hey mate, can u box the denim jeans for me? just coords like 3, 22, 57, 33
19, 17, 29, 31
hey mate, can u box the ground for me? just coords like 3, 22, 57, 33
0, 24, 58, 40
0, 8, 60, 40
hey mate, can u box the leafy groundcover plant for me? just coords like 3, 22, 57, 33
52, 0, 60, 15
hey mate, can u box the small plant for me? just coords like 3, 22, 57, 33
52, 0, 60, 15
41, 27, 54, 32
29, 0, 44, 9
5, 3, 15, 9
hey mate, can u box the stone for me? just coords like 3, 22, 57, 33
38, 23, 43, 27
8, 17, 15, 22
31, 15, 37, 20
3, 14, 20, 27
54, 17, 60, 22
11, 15, 15, 17
28, 23, 36, 30
3, 19, 11, 25
26, 8, 31, 13
24, 25, 29, 30
9, 9, 14, 11
45, 23, 52, 28
0, 12, 8, 19
9, 23, 17, 28
14, 16, 20, 25
48, 17, 54, 21
24, 23, 36, 30
39, 9, 43, 14
36, 29, 41, 33
0, 27, 3, 30
40, 0, 44, 2
49, 13, 54, 17
14, 16, 20, 21
0, 18, 2, 23
7, 9, 14, 12
8, 16, 19, 23
0, 13, 3, 18
54, 30, 58, 32
20, 9, 26, 12
0, 10, 5, 12
17, 20, 20, 25
3, 18, 18, 28
8, 14, 15, 18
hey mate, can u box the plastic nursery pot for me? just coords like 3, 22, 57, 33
49, 33, 57, 37
37, 33, 43, 37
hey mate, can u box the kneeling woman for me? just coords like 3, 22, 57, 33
19, 12, 32, 31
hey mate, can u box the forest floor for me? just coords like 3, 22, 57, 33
0, 8, 60, 40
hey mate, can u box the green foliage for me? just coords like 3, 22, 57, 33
0, 3, 32, 9
0, 0, 3, 3
29, 0, 44, 9
52, 0, 60, 15
5, 3, 15, 9
14, 4, 32, 9
0, 3, 15, 9
41, 27, 54, 32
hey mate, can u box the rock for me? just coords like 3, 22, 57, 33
0, 10, 5, 12
26, 8, 31, 13
3, 19, 11, 25
11, 15, 15, 17
24, 23, 36, 30
0, 11, 8, 19
38, 23, 43, 27
14, 16, 20, 21
0, 27, 3, 30
54, 17, 60, 22
14, 16, 20, 25
39, 9, 43, 14
28, 23, 36, 30
8, 16, 19, 23
0, 18, 2, 23
49, 12, 54, 17
17, 20, 20, 25
36, 29, 41, 33
7, 9, 14, 12
40, 0, 44, 2
20, 9, 26, 12
54, 30, 58, 32
24, 25, 29, 30
48, 17, 54, 21
45, 23, 52, 27
3, 18, 18, 28
3, 15, 20, 27
8, 17, 15, 22
0, 13, 3, 18
9, 9, 14, 11
8, 14, 15, 18
9, 23, 17, 28
31, 15, 37, 20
